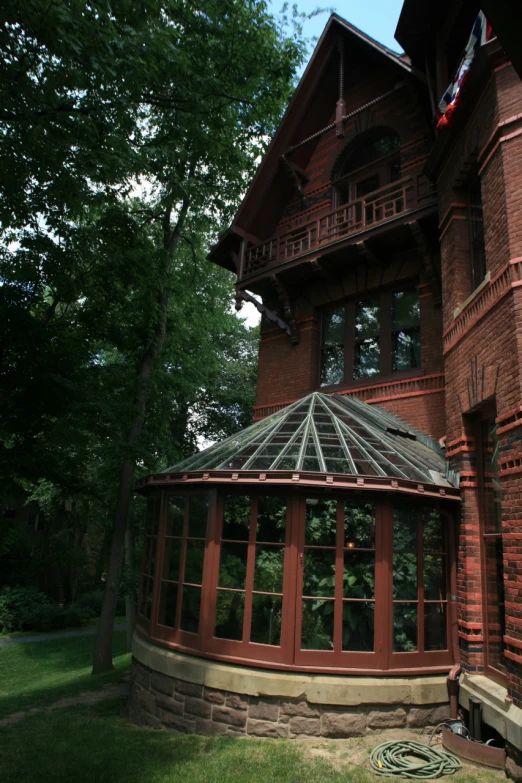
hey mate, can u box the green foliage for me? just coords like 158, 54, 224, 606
0, 586, 51, 633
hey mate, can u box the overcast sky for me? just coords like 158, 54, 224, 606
236, 0, 405, 328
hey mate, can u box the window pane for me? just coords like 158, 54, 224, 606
393, 507, 417, 550
303, 549, 336, 597
343, 552, 375, 598
393, 603, 418, 651
188, 495, 209, 538
481, 418, 502, 534
218, 542, 248, 589
343, 602, 374, 651
392, 289, 419, 330
424, 555, 445, 600
222, 495, 250, 540
393, 329, 420, 371
423, 509, 444, 551
392, 289, 420, 372
301, 599, 334, 650
304, 499, 337, 546
393, 553, 417, 599
321, 307, 345, 386
254, 546, 284, 593
355, 298, 380, 339
214, 590, 245, 640
166, 496, 185, 536
354, 297, 381, 379
257, 496, 287, 543
184, 540, 205, 585
354, 337, 380, 378
344, 502, 375, 548
180, 586, 201, 634
250, 595, 282, 646
162, 538, 182, 581
148, 496, 161, 536
158, 581, 177, 627
424, 603, 447, 651
484, 537, 506, 673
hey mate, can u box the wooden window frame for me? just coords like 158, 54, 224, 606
141, 488, 455, 675
319, 284, 421, 391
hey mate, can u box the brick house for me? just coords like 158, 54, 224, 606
131, 4, 522, 776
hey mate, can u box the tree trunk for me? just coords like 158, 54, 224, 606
125, 526, 136, 651
92, 188, 192, 674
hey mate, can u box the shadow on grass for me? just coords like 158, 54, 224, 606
0, 701, 362, 783
0, 630, 130, 719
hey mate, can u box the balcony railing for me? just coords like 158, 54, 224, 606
242, 169, 437, 278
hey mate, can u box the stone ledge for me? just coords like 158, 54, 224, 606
132, 633, 447, 706
459, 673, 522, 753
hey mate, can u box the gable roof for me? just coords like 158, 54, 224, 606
208, 13, 425, 270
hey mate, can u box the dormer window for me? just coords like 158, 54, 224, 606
334, 129, 401, 208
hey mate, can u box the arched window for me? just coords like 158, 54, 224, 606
334, 129, 401, 207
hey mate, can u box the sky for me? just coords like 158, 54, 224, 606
236, 0, 405, 328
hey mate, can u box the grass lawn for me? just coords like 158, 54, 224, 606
0, 632, 504, 783
0, 629, 130, 718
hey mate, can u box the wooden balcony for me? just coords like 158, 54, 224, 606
241, 168, 437, 280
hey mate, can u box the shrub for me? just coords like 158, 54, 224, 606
0, 586, 51, 633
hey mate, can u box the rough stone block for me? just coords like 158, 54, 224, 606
321, 711, 367, 738
151, 672, 175, 697
204, 689, 226, 705
246, 719, 289, 738
288, 717, 321, 736
367, 707, 407, 729
195, 719, 229, 737
226, 695, 248, 710
248, 699, 279, 722
176, 680, 203, 698
155, 696, 184, 717
161, 712, 196, 734
407, 704, 449, 728
138, 711, 163, 730
212, 706, 248, 728
136, 691, 157, 715
133, 663, 151, 690
280, 700, 320, 718
184, 697, 212, 719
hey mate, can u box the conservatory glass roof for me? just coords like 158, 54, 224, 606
168, 392, 454, 487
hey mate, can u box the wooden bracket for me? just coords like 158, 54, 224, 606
236, 288, 291, 336
280, 155, 308, 204
409, 221, 442, 306
270, 275, 300, 344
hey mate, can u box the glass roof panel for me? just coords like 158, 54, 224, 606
166, 392, 454, 488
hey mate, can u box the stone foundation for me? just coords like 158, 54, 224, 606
129, 639, 451, 739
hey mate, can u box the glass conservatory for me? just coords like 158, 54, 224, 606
135, 393, 459, 675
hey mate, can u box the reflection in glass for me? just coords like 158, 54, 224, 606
343, 601, 374, 651
222, 495, 250, 540
149, 496, 161, 536
158, 581, 177, 628
250, 595, 282, 646
188, 495, 209, 538
184, 540, 205, 585
257, 496, 287, 543
392, 289, 420, 371
423, 509, 443, 551
305, 499, 337, 546
254, 546, 284, 593
344, 502, 374, 548
321, 306, 345, 386
393, 602, 418, 651
166, 496, 185, 536
218, 542, 247, 589
162, 538, 182, 582
303, 549, 336, 597
301, 599, 334, 650
424, 603, 447, 651
214, 590, 245, 640
393, 553, 417, 599
393, 507, 417, 550
180, 586, 201, 633
484, 537, 506, 672
343, 552, 375, 598
354, 298, 380, 379
424, 555, 445, 600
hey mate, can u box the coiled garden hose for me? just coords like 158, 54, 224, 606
369, 738, 462, 779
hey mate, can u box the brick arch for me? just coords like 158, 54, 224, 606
331, 125, 402, 183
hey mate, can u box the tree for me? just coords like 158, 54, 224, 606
1, 0, 311, 672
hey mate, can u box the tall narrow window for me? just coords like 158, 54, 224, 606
320, 306, 345, 386
138, 495, 161, 625
354, 297, 380, 379
478, 415, 506, 681
392, 289, 420, 371
468, 177, 486, 291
